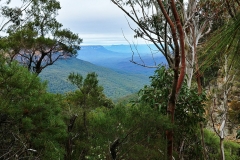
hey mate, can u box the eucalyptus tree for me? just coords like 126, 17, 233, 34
1, 0, 82, 74
209, 55, 236, 160
111, 0, 175, 68
110, 1, 231, 159
137, 66, 206, 159
111, 0, 228, 89
112, 1, 187, 159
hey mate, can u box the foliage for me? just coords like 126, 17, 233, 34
0, 55, 67, 159
0, 0, 82, 74
138, 66, 206, 128
67, 72, 114, 109
204, 129, 240, 159
0, 0, 30, 30
63, 71, 171, 159
115, 93, 138, 105
201, 13, 240, 73
87, 104, 172, 159
0, 1, 239, 159
199, 2, 240, 87
137, 66, 207, 158
39, 57, 150, 100
200, 11, 240, 160
64, 72, 114, 159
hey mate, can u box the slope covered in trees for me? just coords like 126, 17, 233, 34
39, 57, 150, 100
1, 56, 240, 159
1, 0, 240, 159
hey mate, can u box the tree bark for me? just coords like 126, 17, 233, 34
220, 138, 225, 160
170, 0, 185, 94
110, 138, 120, 160
65, 114, 77, 160
200, 122, 207, 160
157, 1, 185, 159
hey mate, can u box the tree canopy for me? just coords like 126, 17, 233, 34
0, 0, 240, 160
0, 0, 82, 74
0, 55, 67, 159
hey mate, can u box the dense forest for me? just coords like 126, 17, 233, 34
0, 0, 240, 160
39, 56, 151, 100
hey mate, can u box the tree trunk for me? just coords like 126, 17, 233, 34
200, 122, 207, 160
35, 52, 46, 74
220, 138, 225, 160
157, 1, 185, 159
83, 111, 87, 133
110, 138, 120, 160
65, 115, 77, 160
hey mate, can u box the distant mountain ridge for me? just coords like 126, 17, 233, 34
104, 44, 160, 54
78, 45, 129, 61
40, 44, 167, 100
77, 45, 167, 76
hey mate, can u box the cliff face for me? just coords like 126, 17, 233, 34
206, 67, 240, 143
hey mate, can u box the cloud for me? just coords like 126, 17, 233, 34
3, 0, 145, 45
57, 0, 144, 45
58, 0, 124, 21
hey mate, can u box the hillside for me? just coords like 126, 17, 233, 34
77, 45, 167, 76
39, 57, 150, 100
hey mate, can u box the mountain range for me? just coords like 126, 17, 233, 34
40, 45, 167, 100
77, 45, 167, 75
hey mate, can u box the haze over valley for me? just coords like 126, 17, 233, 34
77, 44, 167, 75
40, 44, 167, 100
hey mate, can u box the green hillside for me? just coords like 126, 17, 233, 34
39, 57, 150, 100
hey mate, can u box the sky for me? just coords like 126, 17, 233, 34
57, 0, 145, 45
1, 0, 145, 45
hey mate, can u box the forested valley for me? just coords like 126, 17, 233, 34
0, 0, 240, 160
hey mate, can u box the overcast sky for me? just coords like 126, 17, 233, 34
57, 0, 145, 45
